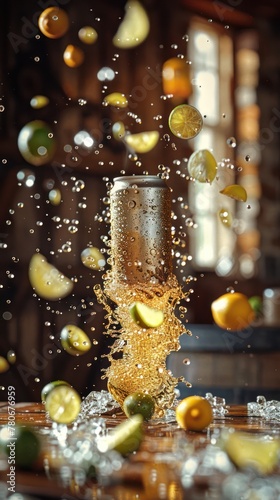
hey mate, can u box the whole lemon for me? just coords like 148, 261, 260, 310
176, 396, 213, 431
211, 292, 255, 331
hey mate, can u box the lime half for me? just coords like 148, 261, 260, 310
129, 301, 164, 328
41, 380, 70, 402
45, 385, 81, 424
169, 104, 203, 139
29, 253, 73, 300
124, 131, 159, 153
97, 414, 144, 455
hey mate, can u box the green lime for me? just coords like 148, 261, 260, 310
0, 426, 41, 469
41, 380, 70, 402
97, 414, 144, 456
248, 296, 262, 315
60, 324, 92, 356
123, 392, 155, 421
18, 120, 56, 166
129, 301, 164, 328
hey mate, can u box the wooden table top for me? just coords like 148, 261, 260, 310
0, 402, 279, 499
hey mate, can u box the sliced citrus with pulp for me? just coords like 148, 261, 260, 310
220, 184, 247, 202
29, 253, 73, 300
45, 385, 81, 424
187, 149, 217, 183
129, 301, 164, 328
123, 392, 155, 421
60, 324, 92, 356
211, 292, 255, 331
176, 396, 213, 431
113, 0, 150, 49
97, 414, 144, 455
41, 380, 70, 402
124, 131, 159, 153
223, 431, 280, 475
169, 104, 203, 139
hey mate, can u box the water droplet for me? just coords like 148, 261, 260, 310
226, 136, 236, 148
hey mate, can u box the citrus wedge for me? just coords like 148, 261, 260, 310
80, 247, 106, 270
124, 131, 159, 153
169, 104, 203, 139
29, 253, 73, 300
129, 301, 164, 328
97, 414, 144, 455
187, 149, 217, 183
113, 0, 150, 49
45, 385, 81, 424
219, 184, 247, 202
60, 324, 92, 356
103, 92, 128, 108
223, 431, 280, 475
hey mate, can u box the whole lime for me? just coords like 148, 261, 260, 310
123, 391, 155, 421
0, 426, 41, 469
18, 120, 56, 166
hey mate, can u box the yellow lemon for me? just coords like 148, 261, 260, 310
211, 292, 255, 331
176, 396, 213, 431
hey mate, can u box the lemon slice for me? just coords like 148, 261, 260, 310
187, 149, 217, 183
223, 431, 280, 475
124, 131, 159, 153
103, 92, 128, 108
169, 104, 203, 139
45, 385, 81, 424
29, 253, 73, 300
81, 247, 106, 270
129, 301, 164, 328
220, 184, 247, 202
97, 414, 143, 455
60, 324, 92, 356
113, 0, 150, 49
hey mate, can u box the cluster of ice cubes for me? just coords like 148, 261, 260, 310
205, 392, 229, 417
247, 395, 280, 422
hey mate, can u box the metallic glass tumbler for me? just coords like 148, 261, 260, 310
109, 175, 172, 284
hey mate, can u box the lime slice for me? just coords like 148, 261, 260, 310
123, 392, 155, 421
80, 247, 106, 270
219, 184, 247, 202
124, 131, 159, 153
97, 414, 144, 455
0, 356, 9, 374
60, 324, 92, 356
187, 149, 217, 183
103, 92, 128, 108
169, 104, 203, 139
223, 431, 280, 475
41, 380, 70, 402
45, 385, 81, 424
113, 0, 150, 49
129, 301, 164, 328
29, 253, 73, 300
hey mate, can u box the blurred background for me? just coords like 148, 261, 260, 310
0, 0, 279, 402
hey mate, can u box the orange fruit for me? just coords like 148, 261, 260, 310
176, 396, 213, 431
211, 292, 255, 331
